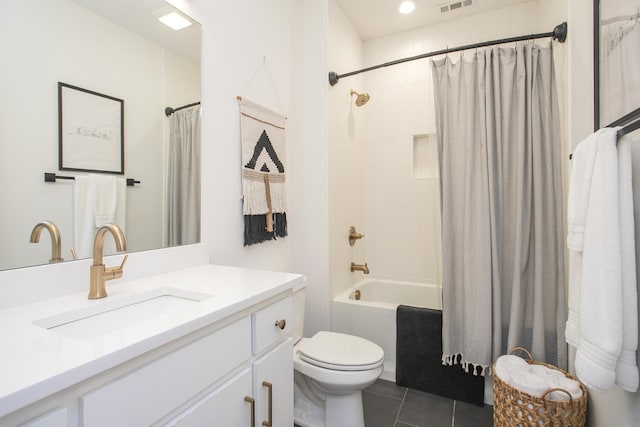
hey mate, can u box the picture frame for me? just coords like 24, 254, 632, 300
58, 82, 124, 174
593, 0, 640, 130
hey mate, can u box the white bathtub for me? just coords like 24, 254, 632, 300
333, 278, 442, 382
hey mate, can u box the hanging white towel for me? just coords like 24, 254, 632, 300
93, 175, 117, 227
566, 128, 639, 392
74, 175, 126, 259
615, 136, 639, 392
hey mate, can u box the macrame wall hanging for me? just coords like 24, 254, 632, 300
237, 96, 288, 246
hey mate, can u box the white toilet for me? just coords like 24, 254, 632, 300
293, 285, 384, 427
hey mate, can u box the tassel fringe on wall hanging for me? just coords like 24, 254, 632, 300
238, 97, 288, 246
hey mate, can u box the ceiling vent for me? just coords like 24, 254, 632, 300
439, 0, 473, 13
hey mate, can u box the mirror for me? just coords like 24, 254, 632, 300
0, 0, 201, 270
594, 0, 640, 128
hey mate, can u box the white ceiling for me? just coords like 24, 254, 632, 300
335, 0, 535, 40
69, 0, 537, 62
69, 0, 201, 64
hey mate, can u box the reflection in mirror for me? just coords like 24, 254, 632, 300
0, 0, 201, 271
595, 0, 640, 127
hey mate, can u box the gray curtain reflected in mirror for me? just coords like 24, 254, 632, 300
167, 105, 201, 246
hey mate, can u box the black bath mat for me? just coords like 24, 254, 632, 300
396, 305, 484, 406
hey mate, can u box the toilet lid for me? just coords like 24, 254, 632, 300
296, 331, 384, 371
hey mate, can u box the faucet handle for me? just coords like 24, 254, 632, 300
105, 254, 128, 281
348, 226, 365, 246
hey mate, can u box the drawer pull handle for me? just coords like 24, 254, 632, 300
262, 381, 273, 427
244, 396, 255, 427
274, 319, 286, 330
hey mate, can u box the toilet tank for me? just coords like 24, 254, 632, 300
293, 282, 306, 343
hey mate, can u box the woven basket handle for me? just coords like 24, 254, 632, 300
509, 346, 534, 361
541, 387, 574, 404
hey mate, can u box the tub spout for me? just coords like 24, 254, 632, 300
350, 262, 369, 274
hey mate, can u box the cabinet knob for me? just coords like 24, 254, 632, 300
274, 319, 286, 330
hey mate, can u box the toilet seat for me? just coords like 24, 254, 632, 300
296, 331, 384, 372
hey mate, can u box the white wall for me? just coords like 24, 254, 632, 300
170, 0, 331, 335
0, 0, 199, 270
567, 1, 640, 425
328, 0, 367, 302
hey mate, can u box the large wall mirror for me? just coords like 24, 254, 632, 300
594, 0, 640, 129
0, 0, 201, 271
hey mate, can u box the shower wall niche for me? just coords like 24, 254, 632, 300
412, 134, 438, 179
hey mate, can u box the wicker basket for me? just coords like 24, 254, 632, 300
493, 347, 587, 427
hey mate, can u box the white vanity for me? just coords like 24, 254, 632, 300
0, 244, 303, 426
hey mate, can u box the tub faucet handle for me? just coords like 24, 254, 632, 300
348, 226, 365, 246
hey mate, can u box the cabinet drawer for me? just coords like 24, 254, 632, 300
81, 317, 251, 427
252, 296, 292, 354
165, 368, 252, 427
19, 408, 67, 427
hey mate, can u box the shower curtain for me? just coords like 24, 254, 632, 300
432, 43, 566, 373
166, 105, 201, 246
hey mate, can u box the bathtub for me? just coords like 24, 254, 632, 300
333, 278, 442, 382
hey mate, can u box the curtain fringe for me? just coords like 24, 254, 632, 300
442, 353, 491, 377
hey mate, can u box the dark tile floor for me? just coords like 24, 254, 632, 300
363, 379, 493, 427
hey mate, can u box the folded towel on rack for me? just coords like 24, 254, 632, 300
74, 175, 126, 258
566, 128, 639, 393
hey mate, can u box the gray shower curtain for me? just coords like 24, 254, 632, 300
432, 43, 566, 373
167, 105, 201, 246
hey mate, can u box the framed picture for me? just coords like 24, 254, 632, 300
58, 82, 124, 174
594, 0, 640, 130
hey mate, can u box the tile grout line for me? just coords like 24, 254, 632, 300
364, 389, 405, 401
451, 400, 456, 427
392, 387, 409, 427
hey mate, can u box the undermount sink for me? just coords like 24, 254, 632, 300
33, 287, 214, 340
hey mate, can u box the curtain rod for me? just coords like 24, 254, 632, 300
328, 22, 568, 86
164, 101, 201, 117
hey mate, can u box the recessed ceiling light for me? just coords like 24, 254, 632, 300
399, 1, 416, 14
155, 8, 193, 31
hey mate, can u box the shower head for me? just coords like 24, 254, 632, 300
350, 89, 370, 107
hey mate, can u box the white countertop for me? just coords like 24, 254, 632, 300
0, 263, 304, 417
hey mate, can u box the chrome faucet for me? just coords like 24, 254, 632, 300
350, 262, 370, 274
89, 224, 128, 299
30, 221, 64, 263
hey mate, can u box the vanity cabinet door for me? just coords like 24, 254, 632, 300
252, 337, 293, 427
81, 317, 251, 426
165, 368, 253, 427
